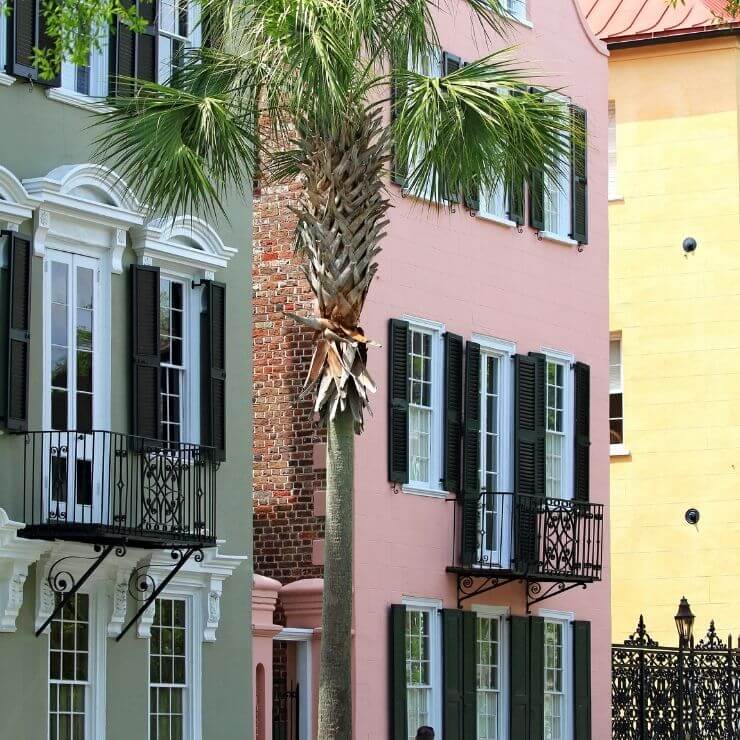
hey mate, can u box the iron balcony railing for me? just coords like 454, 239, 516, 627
19, 430, 218, 548
452, 491, 604, 582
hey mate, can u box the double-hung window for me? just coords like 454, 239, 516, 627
404, 603, 441, 739
49, 593, 90, 740
543, 617, 570, 740
503, 0, 527, 23
149, 597, 189, 740
543, 100, 572, 241
609, 335, 624, 446
476, 610, 508, 740
159, 277, 188, 444
545, 354, 573, 500
158, 0, 201, 83
407, 320, 443, 491
58, 29, 108, 99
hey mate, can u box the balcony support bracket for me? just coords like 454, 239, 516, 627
455, 573, 521, 610
116, 546, 203, 642
35, 543, 123, 637
526, 580, 588, 614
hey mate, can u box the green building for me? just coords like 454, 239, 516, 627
0, 5, 253, 738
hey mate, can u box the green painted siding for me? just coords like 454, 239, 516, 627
0, 81, 253, 738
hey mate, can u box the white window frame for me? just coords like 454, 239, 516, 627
472, 604, 510, 740
503, 0, 532, 27
403, 316, 445, 497
157, 0, 202, 84
147, 589, 203, 740
402, 597, 442, 740
540, 609, 574, 740
609, 333, 629, 456
607, 100, 622, 202
0, 13, 12, 84
47, 586, 107, 740
475, 335, 515, 568
541, 347, 574, 501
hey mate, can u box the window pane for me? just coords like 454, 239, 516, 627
77, 351, 93, 393
52, 303, 67, 347
51, 346, 68, 389
52, 262, 68, 304
76, 393, 93, 434
76, 268, 93, 310
76, 309, 93, 351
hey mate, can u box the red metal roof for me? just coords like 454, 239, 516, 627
581, 0, 738, 43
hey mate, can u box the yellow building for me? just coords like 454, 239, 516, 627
583, 0, 740, 645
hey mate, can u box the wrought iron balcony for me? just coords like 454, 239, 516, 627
448, 491, 604, 608
18, 430, 218, 549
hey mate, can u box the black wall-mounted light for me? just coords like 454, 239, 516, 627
683, 237, 697, 254
685, 508, 700, 525
675, 596, 695, 647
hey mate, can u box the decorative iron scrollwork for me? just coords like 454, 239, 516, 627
48, 544, 127, 595
622, 615, 659, 648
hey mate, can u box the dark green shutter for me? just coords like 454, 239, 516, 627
573, 620, 592, 740
528, 168, 545, 231
110, 0, 156, 95
570, 105, 588, 245
462, 611, 477, 739
528, 616, 545, 740
461, 341, 481, 566
443, 332, 463, 495
390, 604, 407, 740
443, 609, 463, 739
440, 52, 462, 204
573, 362, 590, 502
201, 281, 226, 461
463, 181, 480, 213
508, 177, 525, 226
6, 233, 32, 432
510, 615, 530, 739
388, 319, 409, 484
390, 49, 408, 187
131, 264, 161, 443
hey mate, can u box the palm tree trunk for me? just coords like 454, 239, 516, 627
318, 407, 354, 739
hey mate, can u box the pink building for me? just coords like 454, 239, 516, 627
252, 1, 611, 738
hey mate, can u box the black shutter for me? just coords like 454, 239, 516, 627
136, 0, 157, 83
390, 49, 408, 187
528, 167, 545, 231
131, 264, 161, 443
443, 332, 463, 495
528, 616, 545, 740
461, 341, 481, 567
442, 51, 461, 75
388, 319, 409, 484
35, 0, 60, 87
515, 353, 546, 498
573, 620, 592, 740
390, 604, 407, 740
574, 361, 590, 502
443, 609, 463, 740
510, 615, 530, 739
570, 105, 588, 245
202, 281, 226, 461
110, 0, 157, 95
6, 232, 32, 432
11, 0, 36, 77
461, 610, 477, 740
463, 181, 480, 213
507, 176, 525, 226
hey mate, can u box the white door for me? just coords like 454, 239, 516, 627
45, 251, 102, 525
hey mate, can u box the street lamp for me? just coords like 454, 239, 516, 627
675, 597, 695, 647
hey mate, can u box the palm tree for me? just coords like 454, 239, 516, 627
94, 0, 574, 735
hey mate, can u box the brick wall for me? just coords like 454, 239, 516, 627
252, 176, 326, 587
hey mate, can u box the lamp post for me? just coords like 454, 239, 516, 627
675, 597, 695, 648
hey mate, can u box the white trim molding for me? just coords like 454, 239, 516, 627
23, 163, 143, 272
135, 544, 247, 642
46, 88, 113, 114
0, 509, 50, 632
0, 165, 39, 232
132, 215, 237, 278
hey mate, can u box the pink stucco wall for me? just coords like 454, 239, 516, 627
352, 2, 611, 737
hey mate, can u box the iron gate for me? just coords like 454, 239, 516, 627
273, 681, 300, 740
613, 617, 740, 739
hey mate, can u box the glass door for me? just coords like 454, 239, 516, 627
46, 251, 101, 526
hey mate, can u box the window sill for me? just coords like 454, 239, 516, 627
507, 13, 534, 29
608, 195, 625, 203
402, 485, 447, 499
477, 212, 518, 229
538, 230, 579, 248
610, 443, 631, 457
0, 73, 15, 87
45, 87, 113, 113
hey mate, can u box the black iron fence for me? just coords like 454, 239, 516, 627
452, 491, 604, 581
19, 429, 218, 548
273, 682, 300, 740
613, 617, 740, 739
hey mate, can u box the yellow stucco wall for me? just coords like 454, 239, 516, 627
609, 37, 740, 646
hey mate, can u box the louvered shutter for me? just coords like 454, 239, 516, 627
461, 610, 477, 739
390, 604, 407, 740
507, 177, 525, 227
570, 105, 588, 245
510, 615, 530, 739
573, 362, 590, 502
528, 168, 545, 231
514, 353, 545, 571
440, 52, 462, 204
528, 616, 545, 740
110, 0, 157, 95
202, 281, 226, 461
131, 264, 161, 443
11, 0, 36, 77
573, 621, 592, 740
443, 609, 463, 740
36, 0, 60, 87
443, 332, 463, 495
461, 341, 481, 566
463, 181, 480, 213
136, 0, 157, 83
6, 233, 32, 432
388, 319, 409, 484
390, 49, 408, 187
